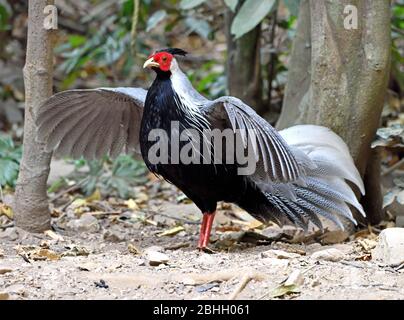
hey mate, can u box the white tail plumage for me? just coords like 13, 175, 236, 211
276, 125, 366, 229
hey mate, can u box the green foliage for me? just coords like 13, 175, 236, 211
0, 135, 21, 188
0, 1, 11, 31
146, 9, 167, 32
224, 0, 239, 12
184, 16, 212, 39
180, 0, 208, 10
71, 155, 148, 199
186, 61, 226, 98
231, 0, 277, 39
283, 0, 301, 17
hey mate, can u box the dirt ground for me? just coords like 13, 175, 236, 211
1, 179, 404, 300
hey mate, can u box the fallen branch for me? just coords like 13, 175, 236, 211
228, 271, 264, 300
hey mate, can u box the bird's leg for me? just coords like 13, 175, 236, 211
198, 212, 216, 250
197, 213, 208, 249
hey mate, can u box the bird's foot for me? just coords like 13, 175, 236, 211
197, 245, 216, 254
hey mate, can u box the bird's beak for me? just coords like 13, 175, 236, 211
143, 57, 160, 69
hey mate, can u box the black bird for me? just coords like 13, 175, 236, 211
36, 48, 365, 250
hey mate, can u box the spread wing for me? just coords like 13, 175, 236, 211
201, 96, 304, 184
36, 87, 147, 159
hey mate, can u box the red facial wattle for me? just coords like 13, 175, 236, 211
152, 52, 173, 72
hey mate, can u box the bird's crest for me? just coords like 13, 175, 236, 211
156, 48, 188, 56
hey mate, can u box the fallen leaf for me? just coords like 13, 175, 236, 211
284, 269, 304, 287
15, 245, 60, 261
357, 239, 377, 253
44, 230, 64, 242
246, 220, 264, 230
128, 243, 141, 255
135, 192, 149, 204
0, 203, 13, 219
158, 226, 185, 237
71, 198, 87, 208
85, 189, 101, 202
269, 284, 300, 298
62, 245, 90, 257
124, 199, 139, 210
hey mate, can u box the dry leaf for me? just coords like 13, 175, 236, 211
135, 192, 149, 204
357, 239, 377, 253
124, 199, 139, 210
16, 245, 60, 261
85, 189, 101, 202
44, 230, 65, 242
158, 226, 185, 237
0, 203, 13, 219
62, 245, 90, 257
246, 220, 264, 230
269, 284, 300, 298
71, 198, 87, 208
128, 243, 141, 255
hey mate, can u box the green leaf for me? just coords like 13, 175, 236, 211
184, 16, 211, 39
0, 135, 14, 152
224, 0, 239, 12
231, 0, 277, 39
68, 35, 87, 48
0, 2, 11, 31
269, 284, 300, 298
146, 10, 167, 32
283, 0, 300, 16
180, 0, 208, 10
0, 159, 19, 186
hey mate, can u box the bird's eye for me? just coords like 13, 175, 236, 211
162, 56, 167, 62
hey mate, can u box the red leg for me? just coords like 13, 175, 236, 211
197, 214, 209, 249
198, 212, 216, 250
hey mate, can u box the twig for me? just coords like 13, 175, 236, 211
382, 158, 404, 176
392, 26, 404, 37
89, 211, 121, 216
164, 242, 190, 250
394, 262, 404, 272
50, 177, 88, 202
0, 222, 14, 230
131, 0, 140, 56
228, 271, 264, 300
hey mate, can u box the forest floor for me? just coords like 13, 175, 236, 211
1, 172, 404, 300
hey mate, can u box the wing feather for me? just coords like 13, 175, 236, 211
202, 96, 303, 184
36, 88, 147, 159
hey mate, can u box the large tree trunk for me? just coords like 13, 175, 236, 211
277, 0, 391, 224
14, 0, 55, 232
225, 7, 263, 112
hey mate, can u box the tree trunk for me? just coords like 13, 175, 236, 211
277, 0, 391, 224
276, 0, 311, 128
225, 7, 263, 112
14, 0, 55, 232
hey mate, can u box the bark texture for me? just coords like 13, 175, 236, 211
277, 0, 391, 223
14, 0, 55, 232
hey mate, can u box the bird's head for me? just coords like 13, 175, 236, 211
143, 48, 187, 73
